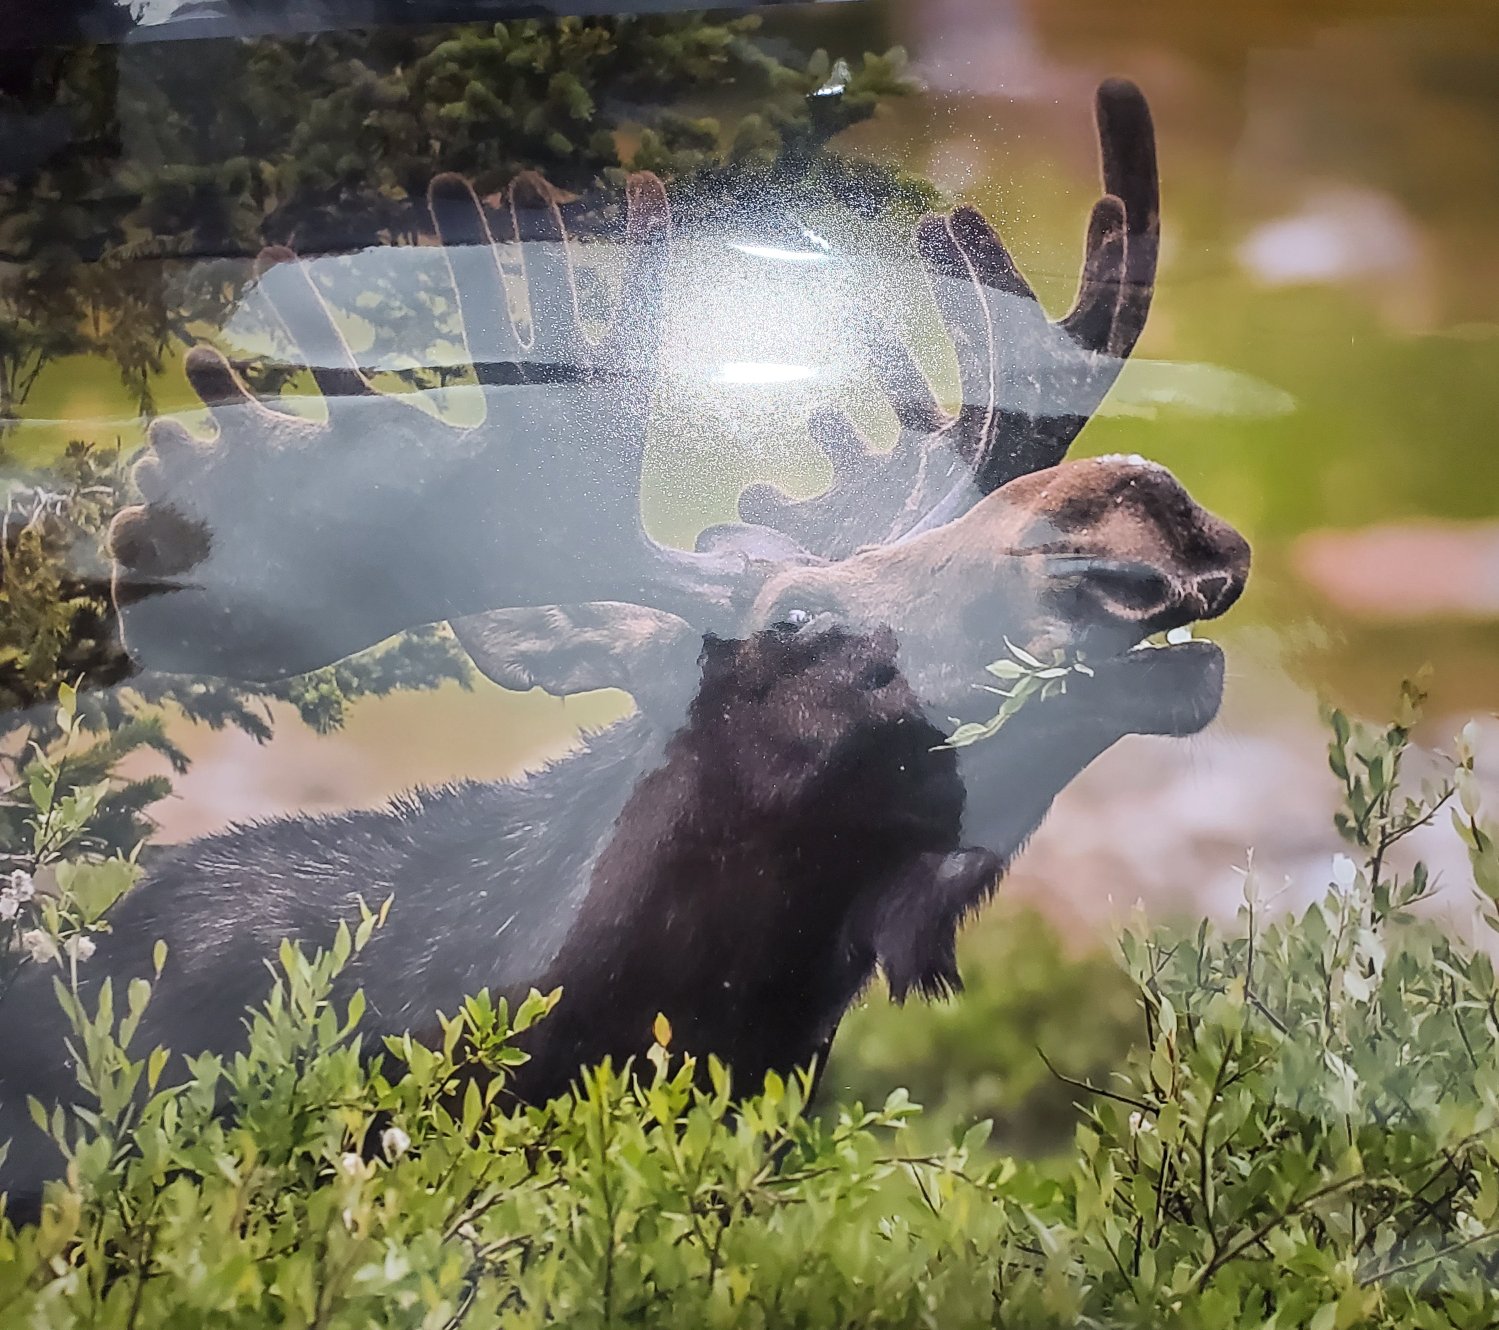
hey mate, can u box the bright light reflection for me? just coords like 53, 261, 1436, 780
728, 242, 833, 265
711, 362, 819, 386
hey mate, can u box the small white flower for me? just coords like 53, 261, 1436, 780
1354, 929, 1387, 979
21, 930, 58, 963
1331, 854, 1358, 891
0, 892, 18, 921
381, 1126, 411, 1159
66, 935, 96, 963
8, 870, 34, 902
1128, 1111, 1153, 1134
339, 1152, 364, 1177
1341, 967, 1372, 1004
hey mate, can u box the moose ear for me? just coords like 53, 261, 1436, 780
696, 522, 816, 567
697, 632, 740, 683
866, 848, 1002, 1001
449, 603, 699, 720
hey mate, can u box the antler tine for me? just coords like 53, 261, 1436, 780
738, 405, 922, 558
508, 171, 590, 372
594, 172, 672, 381
1058, 195, 1128, 351
428, 166, 672, 578
180, 345, 272, 417
110, 343, 275, 592
128, 416, 206, 505
735, 78, 1160, 556
867, 319, 949, 438
1094, 77, 1159, 358
253, 246, 377, 404
915, 205, 1049, 481
735, 314, 960, 559
428, 173, 525, 386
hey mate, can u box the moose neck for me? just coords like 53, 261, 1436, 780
951, 689, 1179, 861
516, 737, 900, 1098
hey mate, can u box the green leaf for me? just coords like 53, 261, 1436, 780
1003, 637, 1043, 669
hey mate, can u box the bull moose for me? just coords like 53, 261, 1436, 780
0, 79, 1249, 1213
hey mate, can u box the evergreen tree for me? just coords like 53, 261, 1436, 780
2, 14, 919, 415
0, 11, 921, 848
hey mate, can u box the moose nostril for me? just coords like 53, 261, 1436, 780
858, 660, 898, 692
1195, 573, 1235, 615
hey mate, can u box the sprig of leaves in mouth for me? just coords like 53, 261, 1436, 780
939, 625, 1198, 750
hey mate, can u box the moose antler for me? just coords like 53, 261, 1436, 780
108, 171, 757, 679
738, 78, 1158, 558
108, 78, 1174, 695
447, 80, 1165, 711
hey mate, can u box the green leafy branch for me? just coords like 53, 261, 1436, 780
941, 630, 1195, 749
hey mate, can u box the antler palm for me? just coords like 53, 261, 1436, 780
108, 172, 728, 679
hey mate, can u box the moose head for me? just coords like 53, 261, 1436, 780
105, 79, 1247, 812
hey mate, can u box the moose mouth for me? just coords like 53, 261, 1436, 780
941, 634, 1224, 745
1076, 635, 1226, 737
1011, 549, 1241, 740
936, 531, 1240, 751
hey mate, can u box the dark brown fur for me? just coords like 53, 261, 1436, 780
509, 626, 999, 1100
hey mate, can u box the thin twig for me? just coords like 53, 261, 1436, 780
1036, 1046, 1154, 1113
1195, 1174, 1368, 1290
1361, 1227, 1499, 1287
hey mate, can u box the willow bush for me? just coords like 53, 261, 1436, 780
2, 686, 1499, 1328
